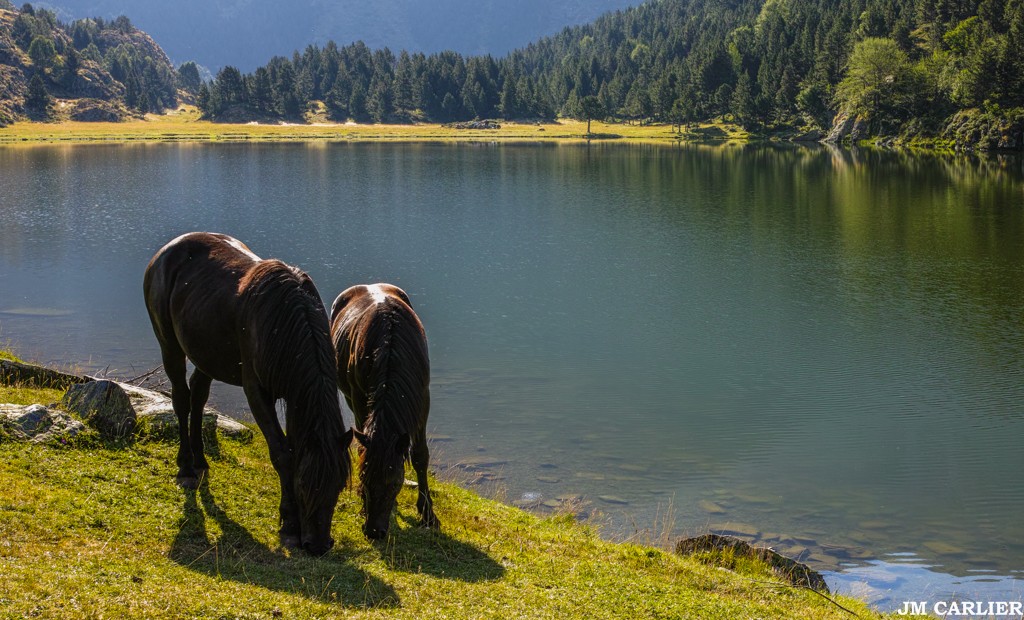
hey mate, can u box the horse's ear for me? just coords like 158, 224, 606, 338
352, 428, 370, 448
387, 285, 413, 308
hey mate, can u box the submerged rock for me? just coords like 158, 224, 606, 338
698, 500, 727, 514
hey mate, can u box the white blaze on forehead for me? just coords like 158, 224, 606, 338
226, 237, 261, 260
366, 284, 388, 305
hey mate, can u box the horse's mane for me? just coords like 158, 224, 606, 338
240, 261, 351, 499
358, 296, 429, 472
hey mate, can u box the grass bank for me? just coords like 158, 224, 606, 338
0, 107, 749, 145
0, 352, 907, 619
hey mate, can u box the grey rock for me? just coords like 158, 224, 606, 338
443, 119, 502, 130
823, 112, 856, 144
791, 129, 824, 142
850, 117, 870, 142
0, 359, 87, 389
62, 380, 137, 439
698, 500, 727, 515
117, 382, 252, 442
0, 404, 86, 444
62, 379, 252, 443
676, 533, 829, 593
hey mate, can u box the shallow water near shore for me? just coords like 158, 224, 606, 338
1, 141, 1022, 611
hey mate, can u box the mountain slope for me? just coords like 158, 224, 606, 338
0, 5, 178, 124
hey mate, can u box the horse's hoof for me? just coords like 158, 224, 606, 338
280, 533, 302, 549
176, 476, 200, 490
420, 515, 441, 530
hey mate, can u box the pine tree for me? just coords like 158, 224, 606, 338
25, 73, 51, 119
28, 35, 57, 72
61, 47, 80, 91
177, 61, 202, 95
730, 71, 756, 127
249, 67, 273, 113
580, 95, 606, 133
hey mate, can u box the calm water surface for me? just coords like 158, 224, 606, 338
1, 142, 1022, 610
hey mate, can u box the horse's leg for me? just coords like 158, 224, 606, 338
344, 393, 366, 430
346, 393, 369, 511
243, 377, 299, 548
187, 369, 213, 476
412, 389, 439, 529
161, 345, 197, 488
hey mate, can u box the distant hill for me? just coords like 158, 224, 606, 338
0, 3, 178, 125
35, 0, 640, 71
3, 0, 1022, 150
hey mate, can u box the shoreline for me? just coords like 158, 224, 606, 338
1, 116, 1009, 155
0, 350, 887, 619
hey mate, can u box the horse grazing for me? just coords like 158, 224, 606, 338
330, 283, 439, 539
143, 232, 352, 556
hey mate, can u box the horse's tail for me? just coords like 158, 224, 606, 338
364, 298, 429, 450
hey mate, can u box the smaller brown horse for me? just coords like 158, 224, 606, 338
330, 283, 439, 539
144, 232, 352, 555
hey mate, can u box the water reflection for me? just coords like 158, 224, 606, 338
0, 142, 1022, 610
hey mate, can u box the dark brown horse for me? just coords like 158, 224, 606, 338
143, 232, 352, 555
330, 283, 439, 539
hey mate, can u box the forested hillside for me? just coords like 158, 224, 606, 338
0, 1, 177, 125
197, 0, 1024, 145
3, 0, 1023, 147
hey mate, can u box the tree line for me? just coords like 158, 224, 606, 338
196, 0, 1024, 133
6, 0, 1022, 133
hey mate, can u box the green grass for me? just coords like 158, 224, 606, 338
0, 349, 66, 405
0, 383, 64, 406
0, 435, 901, 619
1, 353, 914, 619
0, 106, 748, 145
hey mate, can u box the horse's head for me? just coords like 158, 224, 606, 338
293, 428, 353, 555
355, 429, 410, 540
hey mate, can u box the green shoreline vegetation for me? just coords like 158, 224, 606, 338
0, 347, 913, 618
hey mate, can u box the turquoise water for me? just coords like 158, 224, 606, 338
1, 142, 1022, 610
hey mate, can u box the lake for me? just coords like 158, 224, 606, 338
0, 141, 1022, 610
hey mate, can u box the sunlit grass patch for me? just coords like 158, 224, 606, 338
0, 425, 893, 619
0, 111, 751, 146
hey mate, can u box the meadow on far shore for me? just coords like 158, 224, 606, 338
0, 105, 750, 145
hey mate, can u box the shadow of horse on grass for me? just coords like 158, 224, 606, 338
372, 512, 505, 582
169, 483, 399, 609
